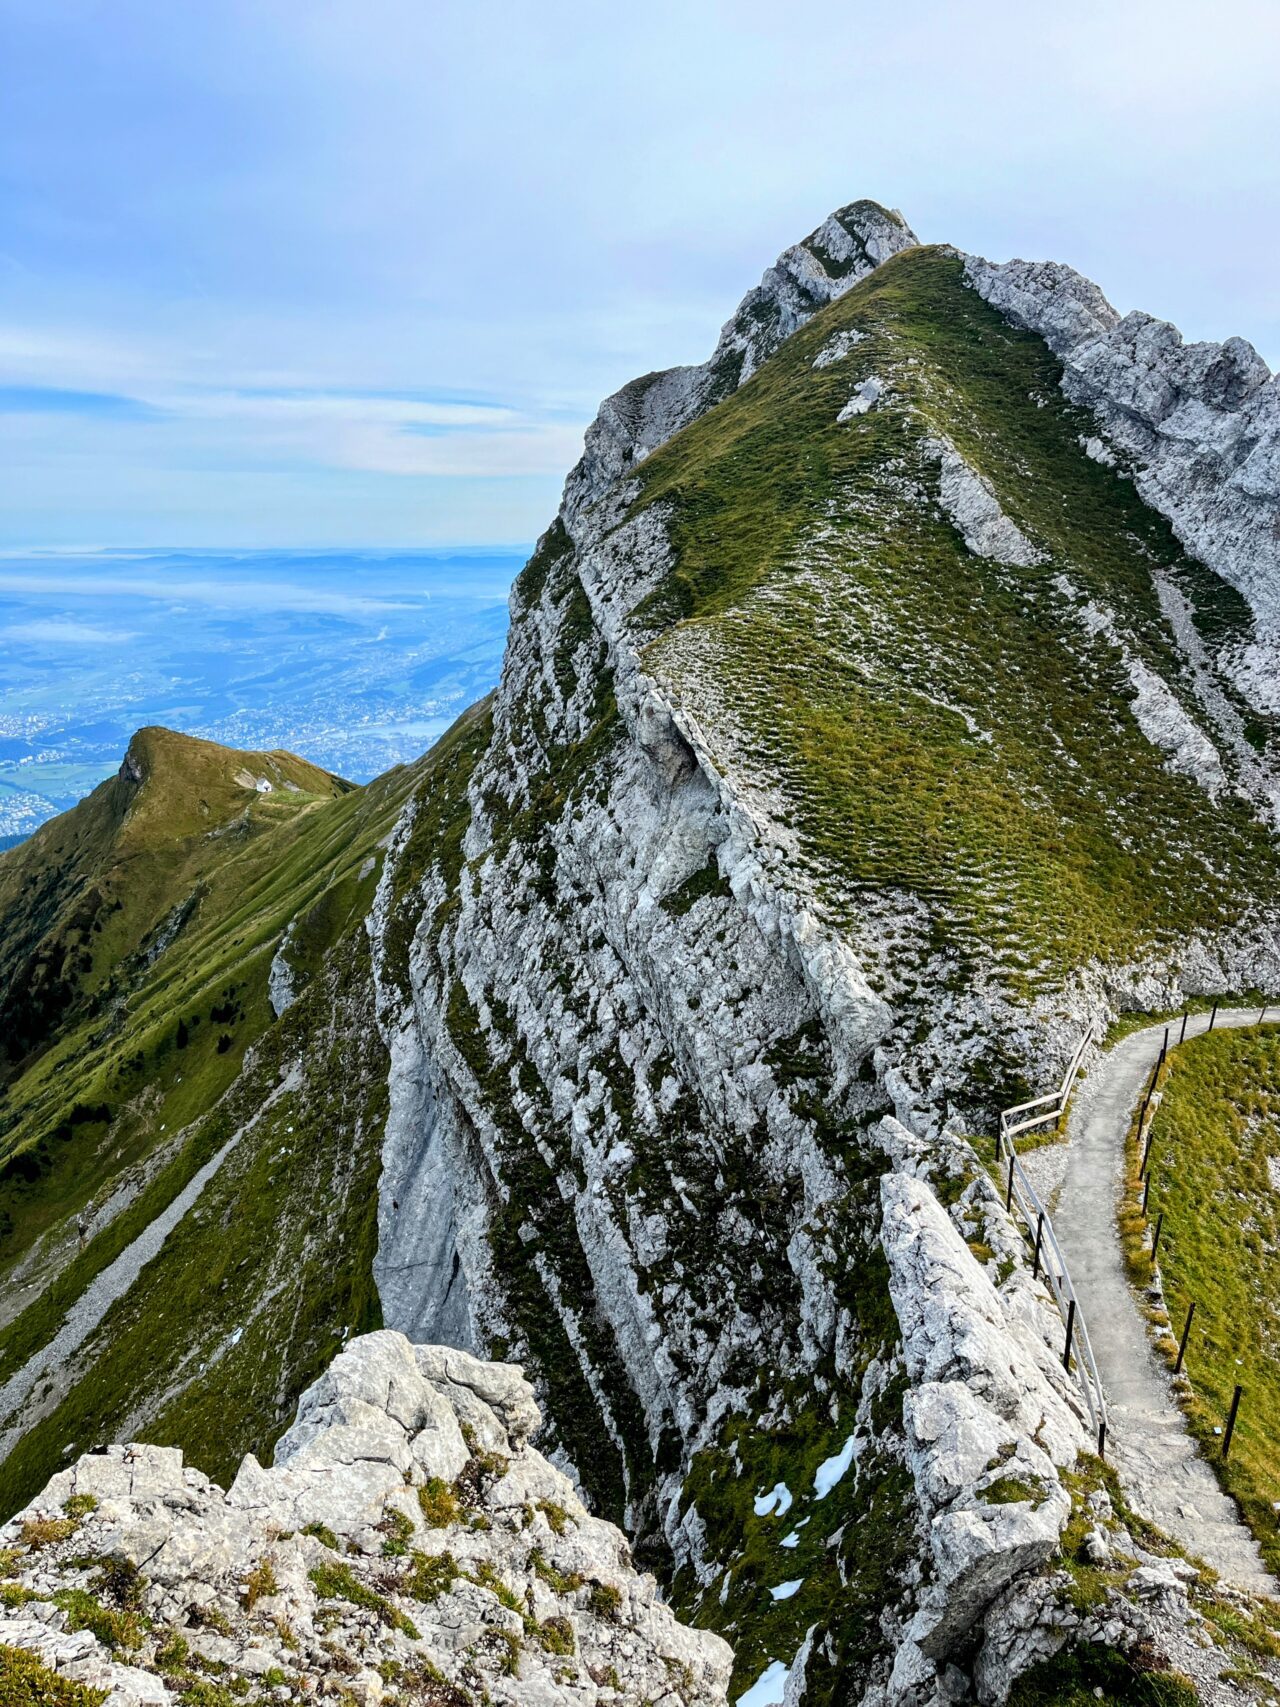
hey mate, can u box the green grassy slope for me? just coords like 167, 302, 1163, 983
0, 925, 389, 1517
1126, 1023, 1280, 1574
0, 727, 349, 1081
633, 246, 1279, 1030
0, 729, 408, 1288
0, 722, 461, 1515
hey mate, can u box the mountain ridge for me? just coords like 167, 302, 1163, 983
4, 204, 1280, 1706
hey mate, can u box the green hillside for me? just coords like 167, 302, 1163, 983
0, 726, 348, 1081
637, 245, 1278, 1022
1, 728, 376, 1279
0, 718, 465, 1514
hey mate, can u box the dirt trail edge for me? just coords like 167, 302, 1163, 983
1054, 1009, 1273, 1592
0, 1067, 299, 1463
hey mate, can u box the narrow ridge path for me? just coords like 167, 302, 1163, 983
1054, 1009, 1273, 1592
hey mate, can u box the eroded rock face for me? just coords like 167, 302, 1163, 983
963, 253, 1280, 710
877, 1167, 1087, 1667
0, 1332, 732, 1707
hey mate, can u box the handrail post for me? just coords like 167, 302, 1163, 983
1151, 1211, 1163, 1262
1063, 1297, 1076, 1370
1223, 1385, 1243, 1459
1138, 1057, 1160, 1130
1179, 1010, 1188, 1045
1174, 1300, 1195, 1374
999, 1029, 1105, 1446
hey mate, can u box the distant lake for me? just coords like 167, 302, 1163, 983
0, 546, 526, 840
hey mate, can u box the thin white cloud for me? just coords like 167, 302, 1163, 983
0, 572, 413, 616
329, 421, 586, 477
152, 387, 586, 477
169, 392, 522, 428
4, 617, 138, 645
0, 358, 588, 481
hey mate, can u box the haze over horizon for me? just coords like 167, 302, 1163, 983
2, 0, 1278, 551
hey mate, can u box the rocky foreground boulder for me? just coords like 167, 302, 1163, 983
0, 1332, 731, 1707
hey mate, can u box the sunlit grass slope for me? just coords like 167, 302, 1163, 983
0, 714, 498, 1517
0, 727, 410, 1282
633, 246, 1279, 1019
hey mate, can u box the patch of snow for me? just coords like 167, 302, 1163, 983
753, 1481, 793, 1517
770, 1578, 803, 1601
735, 1659, 789, 1707
813, 1434, 856, 1498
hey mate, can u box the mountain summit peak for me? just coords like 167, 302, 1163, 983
561, 196, 917, 525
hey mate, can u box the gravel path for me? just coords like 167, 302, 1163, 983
0, 1070, 297, 1461
1054, 1008, 1274, 1592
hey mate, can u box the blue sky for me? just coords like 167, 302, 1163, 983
1, 0, 1278, 549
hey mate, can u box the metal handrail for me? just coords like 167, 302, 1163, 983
995, 1027, 1109, 1454
1003, 1090, 1063, 1118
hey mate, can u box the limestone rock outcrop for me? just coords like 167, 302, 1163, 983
878, 1169, 1087, 1665
0, 1332, 732, 1707
964, 253, 1280, 712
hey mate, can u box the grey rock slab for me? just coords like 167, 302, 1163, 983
1, 1332, 732, 1707
880, 1173, 1086, 1658
926, 434, 1045, 567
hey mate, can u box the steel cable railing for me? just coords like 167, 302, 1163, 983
994, 1026, 1109, 1456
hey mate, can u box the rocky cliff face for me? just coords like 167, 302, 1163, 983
0, 1331, 732, 1707
964, 258, 1280, 653
366, 213, 1280, 1701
